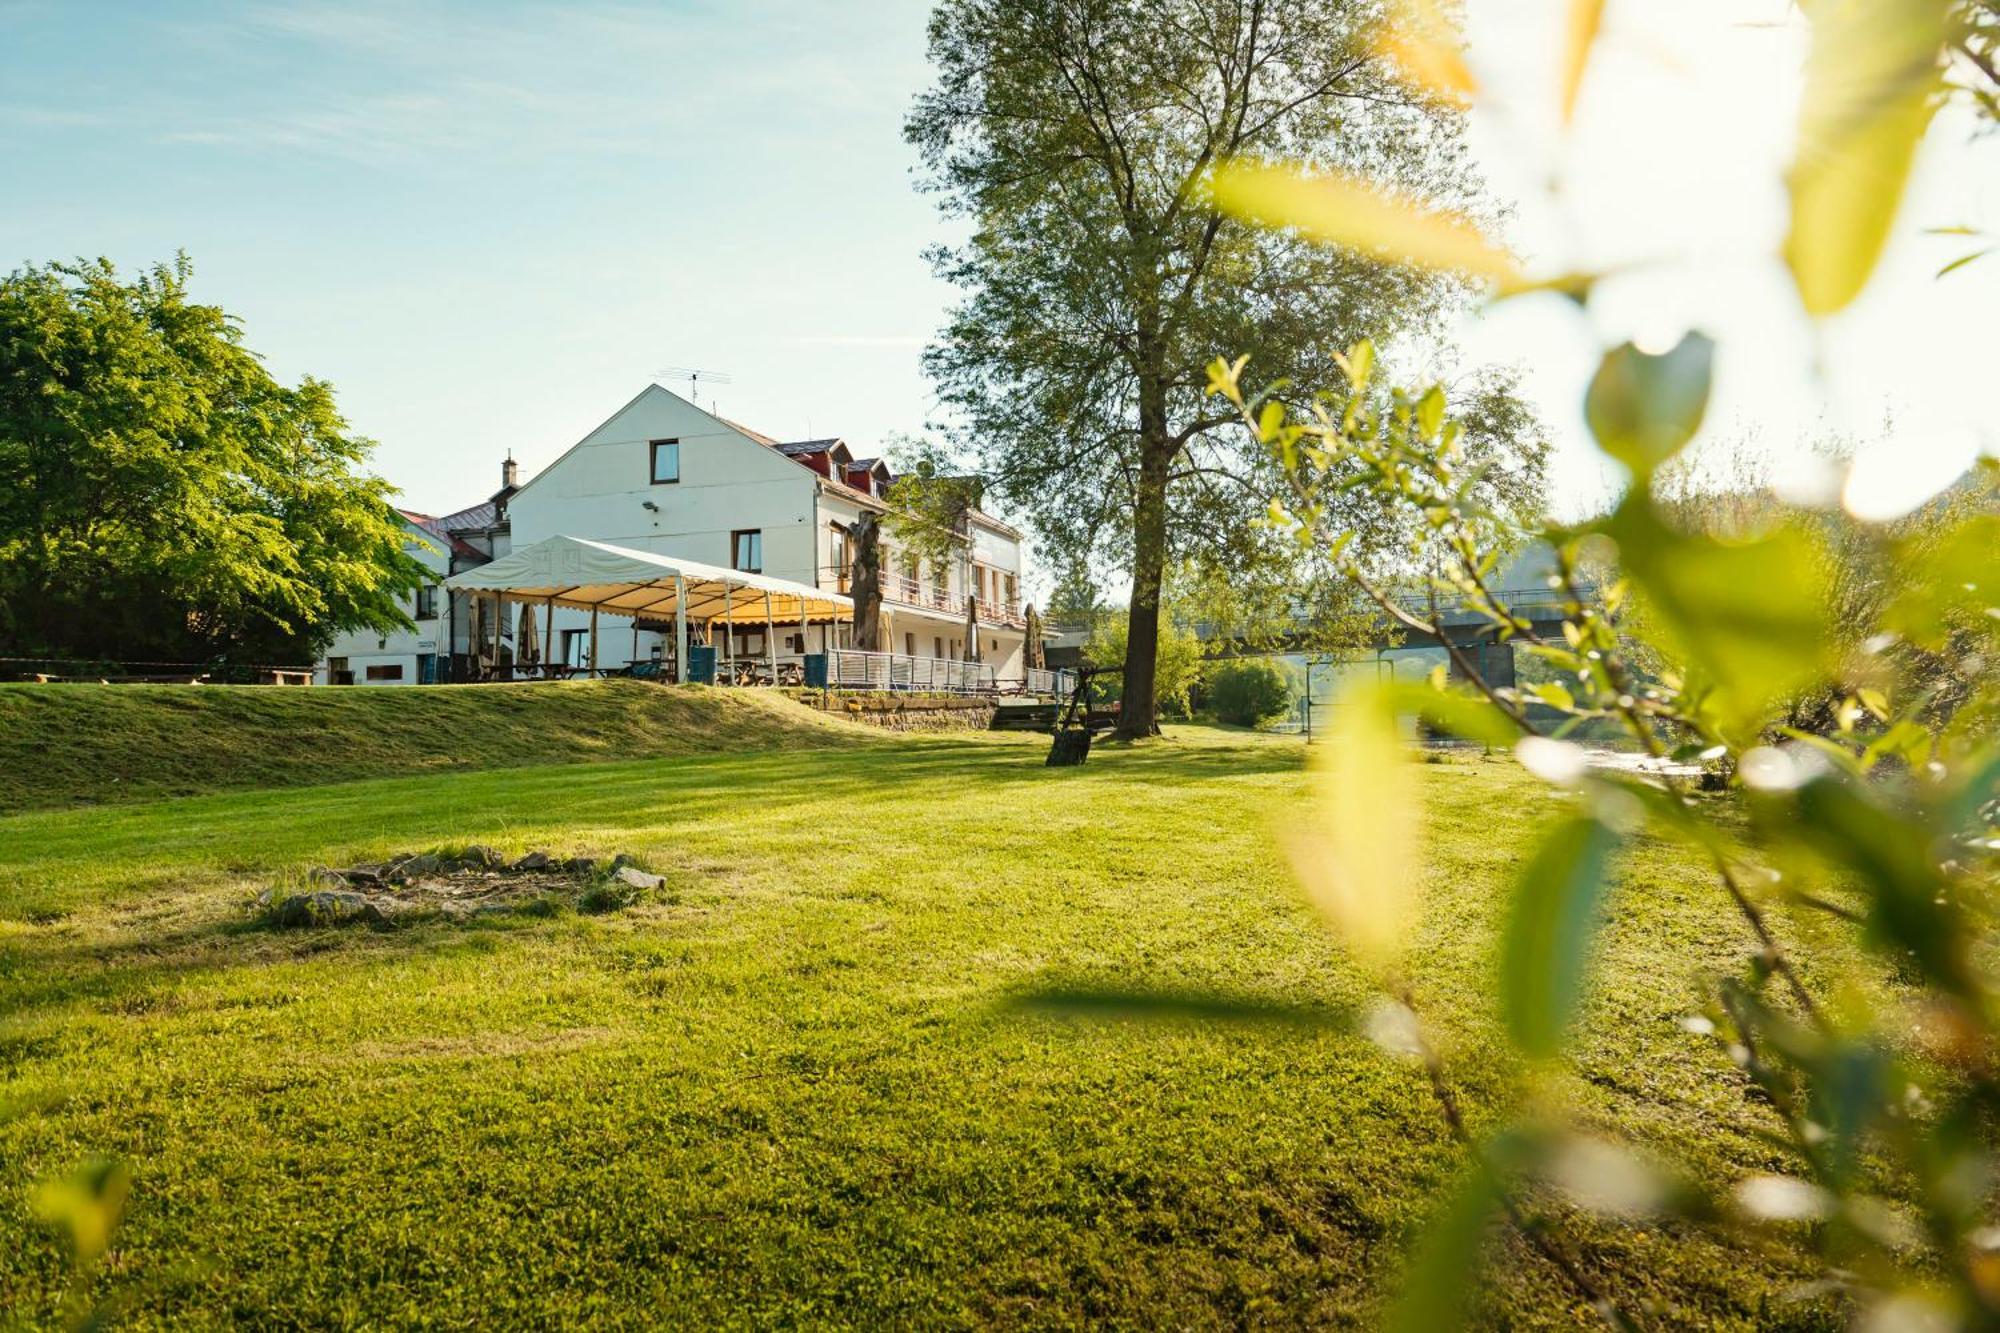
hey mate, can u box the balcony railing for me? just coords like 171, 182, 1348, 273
817, 566, 1027, 629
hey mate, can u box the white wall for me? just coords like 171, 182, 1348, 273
317, 518, 451, 685
509, 384, 821, 585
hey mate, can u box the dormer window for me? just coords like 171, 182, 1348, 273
650, 439, 680, 485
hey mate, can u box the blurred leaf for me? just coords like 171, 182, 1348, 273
1937, 247, 1993, 278
1286, 680, 1422, 969
1885, 513, 2000, 648
1376, 0, 1478, 100
1583, 334, 1714, 473
1787, 773, 1976, 1001
1560, 0, 1605, 123
1606, 497, 1830, 738
33, 1157, 130, 1276
1501, 814, 1622, 1059
1006, 984, 1352, 1031
1785, 0, 1950, 315
1940, 748, 1999, 838
1387, 1163, 1499, 1333
1212, 160, 1520, 283
1382, 679, 1521, 750
1529, 681, 1575, 711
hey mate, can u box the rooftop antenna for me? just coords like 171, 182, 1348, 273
655, 364, 732, 411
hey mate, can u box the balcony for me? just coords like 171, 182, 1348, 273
817, 567, 1026, 629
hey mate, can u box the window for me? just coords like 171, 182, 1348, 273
905, 632, 916, 656
731, 529, 763, 573
649, 439, 680, 484
366, 663, 404, 682
415, 584, 437, 619
328, 656, 351, 686
788, 633, 805, 653
562, 628, 591, 667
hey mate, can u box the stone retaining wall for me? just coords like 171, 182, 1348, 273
784, 690, 998, 732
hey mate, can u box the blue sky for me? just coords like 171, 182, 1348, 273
3, 0, 1995, 559
0, 0, 950, 514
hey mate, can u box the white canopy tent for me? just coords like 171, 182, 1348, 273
445, 535, 854, 679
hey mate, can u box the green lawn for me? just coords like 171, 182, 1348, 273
0, 679, 861, 812
0, 713, 1842, 1327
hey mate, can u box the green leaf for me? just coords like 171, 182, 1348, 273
1583, 333, 1714, 473
1340, 339, 1377, 391
1415, 384, 1447, 441
1386, 1164, 1500, 1333
1500, 815, 1622, 1059
1529, 682, 1575, 711
1787, 774, 1975, 1000
1885, 513, 2000, 648
1785, 0, 1950, 315
1606, 497, 1829, 738
1382, 679, 1520, 748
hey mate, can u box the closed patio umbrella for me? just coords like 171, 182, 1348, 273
470, 594, 489, 672
516, 601, 540, 671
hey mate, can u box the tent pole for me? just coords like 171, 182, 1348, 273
764, 590, 776, 681
544, 596, 554, 679
493, 593, 505, 679
723, 583, 733, 678
675, 575, 688, 684
589, 604, 599, 676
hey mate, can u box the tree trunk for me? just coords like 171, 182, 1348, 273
1118, 383, 1173, 740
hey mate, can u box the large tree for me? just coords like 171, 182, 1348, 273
0, 256, 426, 667
907, 0, 1519, 736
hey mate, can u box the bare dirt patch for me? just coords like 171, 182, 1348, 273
252, 846, 666, 927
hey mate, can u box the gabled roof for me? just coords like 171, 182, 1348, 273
435, 499, 500, 532
716, 415, 780, 447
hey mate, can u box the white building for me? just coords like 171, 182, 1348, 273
315, 510, 453, 686
319, 383, 1033, 684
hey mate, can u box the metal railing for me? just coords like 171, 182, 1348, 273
825, 648, 999, 695
817, 567, 1028, 629
1025, 666, 1076, 697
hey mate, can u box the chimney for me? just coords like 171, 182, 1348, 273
501, 454, 519, 490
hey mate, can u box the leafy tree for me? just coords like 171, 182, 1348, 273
0, 256, 425, 665
1084, 605, 1204, 719
1206, 656, 1297, 727
906, 0, 1541, 739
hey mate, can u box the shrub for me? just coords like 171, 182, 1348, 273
1206, 658, 1296, 728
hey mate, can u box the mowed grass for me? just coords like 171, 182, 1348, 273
0, 678, 863, 812
0, 716, 1848, 1328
